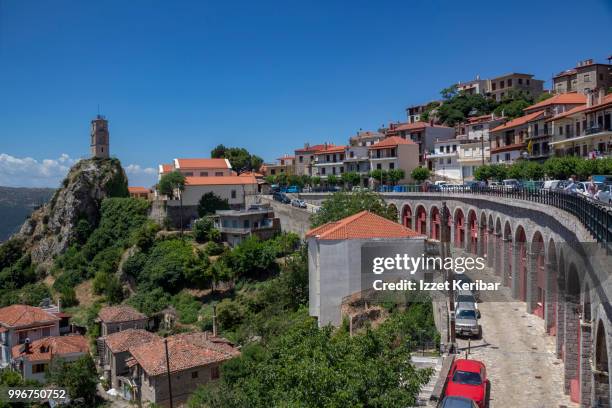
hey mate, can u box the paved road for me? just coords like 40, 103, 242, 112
455, 267, 577, 408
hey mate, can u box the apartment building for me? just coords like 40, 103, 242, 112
294, 143, 334, 176
553, 58, 612, 95
261, 155, 295, 176
406, 103, 431, 123
457, 114, 505, 141
214, 205, 280, 246
523, 93, 587, 161
368, 136, 419, 183
386, 121, 454, 166
128, 332, 240, 407
458, 141, 490, 181
312, 145, 346, 179
349, 130, 385, 147
428, 139, 461, 180
457, 75, 488, 95
0, 305, 61, 368
549, 89, 612, 158
344, 145, 370, 186
487, 73, 544, 101
490, 111, 544, 164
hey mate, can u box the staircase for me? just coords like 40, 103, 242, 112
410, 355, 443, 407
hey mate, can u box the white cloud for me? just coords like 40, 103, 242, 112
124, 164, 157, 188
0, 153, 79, 188
0, 153, 158, 189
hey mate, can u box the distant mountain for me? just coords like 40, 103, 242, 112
0, 186, 55, 242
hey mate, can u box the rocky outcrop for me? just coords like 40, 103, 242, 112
17, 158, 129, 265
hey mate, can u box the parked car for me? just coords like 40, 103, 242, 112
575, 181, 604, 198
440, 396, 479, 408
502, 179, 521, 191
273, 192, 291, 204
352, 186, 370, 192
595, 184, 612, 204
286, 185, 300, 193
291, 199, 307, 208
454, 302, 480, 338
592, 175, 612, 185
542, 180, 563, 190
522, 180, 543, 192
445, 359, 488, 408
488, 181, 502, 190
454, 289, 479, 316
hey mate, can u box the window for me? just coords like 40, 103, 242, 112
584, 73, 591, 82
184, 172, 193, 176
576, 122, 581, 135
559, 126, 563, 135
340, 166, 344, 173
350, 151, 354, 158
32, 363, 47, 374
200, 172, 208, 177
211, 366, 220, 380
19, 331, 27, 344
491, 83, 496, 91
231, 190, 236, 199
215, 172, 223, 176
332, 167, 336, 175
376, 163, 382, 170
243, 220, 250, 228
507, 78, 512, 87
270, 169, 276, 175
326, 155, 330, 161
518, 78, 523, 85
533, 123, 539, 137
527, 79, 530, 85
192, 371, 199, 379
389, 162, 395, 169
446, 158, 451, 164
299, 156, 303, 163
42, 327, 50, 337
452, 145, 457, 152
321, 168, 326, 175
499, 80, 504, 88
504, 153, 511, 161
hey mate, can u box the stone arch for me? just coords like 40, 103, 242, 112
454, 207, 465, 249
502, 221, 513, 286
430, 205, 441, 241
401, 204, 412, 229
486, 214, 495, 268
565, 263, 581, 403
594, 319, 610, 407
546, 239, 558, 335
415, 205, 427, 236
515, 225, 528, 302
494, 217, 502, 274
479, 212, 488, 258
467, 209, 478, 255
531, 231, 546, 319
556, 250, 567, 359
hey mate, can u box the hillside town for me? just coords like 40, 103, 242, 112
0, 54, 611, 408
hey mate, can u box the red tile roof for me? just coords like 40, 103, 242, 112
159, 163, 174, 174
12, 335, 88, 362
239, 171, 264, 178
314, 145, 347, 155
0, 305, 60, 329
306, 211, 424, 240
175, 158, 231, 169
128, 333, 239, 376
104, 329, 159, 354
369, 136, 416, 150
524, 92, 587, 113
128, 186, 150, 193
490, 111, 545, 133
295, 144, 335, 153
185, 175, 257, 186
98, 305, 147, 324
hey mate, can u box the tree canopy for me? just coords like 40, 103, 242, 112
198, 192, 230, 217
211, 144, 264, 173
311, 191, 398, 227
158, 170, 186, 199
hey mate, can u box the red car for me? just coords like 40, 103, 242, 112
445, 359, 488, 408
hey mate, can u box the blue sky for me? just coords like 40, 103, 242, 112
1, 0, 611, 187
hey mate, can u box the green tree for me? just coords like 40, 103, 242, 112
198, 192, 230, 217
341, 171, 361, 189
543, 157, 580, 179
326, 174, 338, 186
369, 169, 388, 185
311, 191, 398, 227
276, 173, 289, 187
158, 171, 186, 199
411, 167, 430, 183
47, 355, 98, 406
489, 164, 508, 181
493, 90, 534, 119
473, 165, 491, 181
388, 169, 405, 185
264, 175, 276, 185
193, 217, 215, 243
211, 145, 263, 173
311, 176, 321, 187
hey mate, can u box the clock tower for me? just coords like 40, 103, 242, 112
90, 115, 110, 159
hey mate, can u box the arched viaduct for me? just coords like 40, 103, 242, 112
300, 192, 611, 407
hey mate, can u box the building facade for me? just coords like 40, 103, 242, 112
214, 206, 280, 246
294, 143, 334, 176
386, 121, 455, 166
487, 73, 545, 102
97, 306, 149, 337
312, 145, 346, 180
91, 115, 110, 159
553, 58, 612, 95
368, 136, 419, 183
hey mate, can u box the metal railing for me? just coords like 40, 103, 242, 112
380, 185, 612, 244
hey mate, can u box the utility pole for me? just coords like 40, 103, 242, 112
164, 338, 174, 408
441, 202, 456, 353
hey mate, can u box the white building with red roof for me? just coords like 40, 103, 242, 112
306, 211, 426, 327
11, 335, 89, 383
368, 136, 419, 183
158, 158, 233, 180
294, 143, 336, 176
312, 145, 347, 180
386, 121, 455, 165
0, 305, 61, 368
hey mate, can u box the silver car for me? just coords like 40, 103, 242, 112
455, 302, 480, 338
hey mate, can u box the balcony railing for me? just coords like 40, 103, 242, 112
585, 125, 612, 135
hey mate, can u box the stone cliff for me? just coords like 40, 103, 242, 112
17, 157, 129, 265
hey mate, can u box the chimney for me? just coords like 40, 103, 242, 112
212, 305, 218, 337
